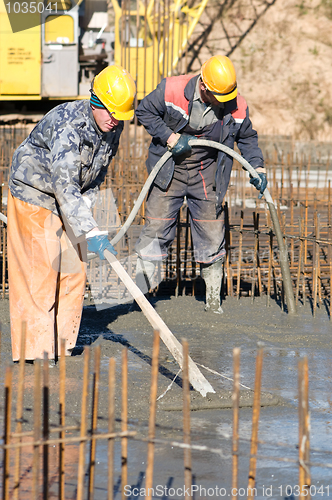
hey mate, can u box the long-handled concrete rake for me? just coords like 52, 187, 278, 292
0, 203, 216, 397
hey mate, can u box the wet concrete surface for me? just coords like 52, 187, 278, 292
0, 295, 331, 498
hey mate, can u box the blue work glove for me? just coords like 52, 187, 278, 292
250, 172, 267, 199
169, 134, 192, 157
87, 234, 117, 260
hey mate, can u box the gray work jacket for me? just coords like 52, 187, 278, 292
136, 75, 264, 210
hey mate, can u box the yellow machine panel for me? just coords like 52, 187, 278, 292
0, 0, 41, 97
44, 14, 74, 44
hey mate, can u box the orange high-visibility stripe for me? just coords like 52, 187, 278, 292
146, 216, 176, 221
199, 161, 208, 199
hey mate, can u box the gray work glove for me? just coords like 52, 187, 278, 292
250, 172, 267, 199
168, 134, 192, 157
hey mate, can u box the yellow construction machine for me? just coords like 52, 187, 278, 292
111, 0, 209, 99
0, 0, 208, 105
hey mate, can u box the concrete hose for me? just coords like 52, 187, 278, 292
108, 138, 296, 315
1, 139, 295, 314
189, 139, 296, 316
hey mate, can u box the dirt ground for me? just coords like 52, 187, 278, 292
0, 293, 331, 498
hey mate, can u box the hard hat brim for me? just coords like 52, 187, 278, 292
112, 108, 134, 121
210, 86, 238, 103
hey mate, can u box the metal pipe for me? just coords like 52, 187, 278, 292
247, 346, 264, 499
145, 330, 160, 498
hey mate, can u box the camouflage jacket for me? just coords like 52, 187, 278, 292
9, 100, 123, 237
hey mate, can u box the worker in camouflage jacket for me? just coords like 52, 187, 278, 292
134, 55, 266, 314
8, 65, 136, 362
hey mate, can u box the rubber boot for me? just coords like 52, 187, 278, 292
201, 259, 224, 314
130, 256, 156, 311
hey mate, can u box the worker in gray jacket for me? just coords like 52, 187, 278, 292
8, 65, 136, 361
134, 55, 266, 313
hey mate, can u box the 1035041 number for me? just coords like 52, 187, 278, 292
278, 485, 330, 497
5, 2, 58, 14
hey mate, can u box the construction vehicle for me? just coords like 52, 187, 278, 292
0, 0, 208, 107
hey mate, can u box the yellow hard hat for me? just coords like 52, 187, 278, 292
201, 55, 237, 103
92, 65, 136, 121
